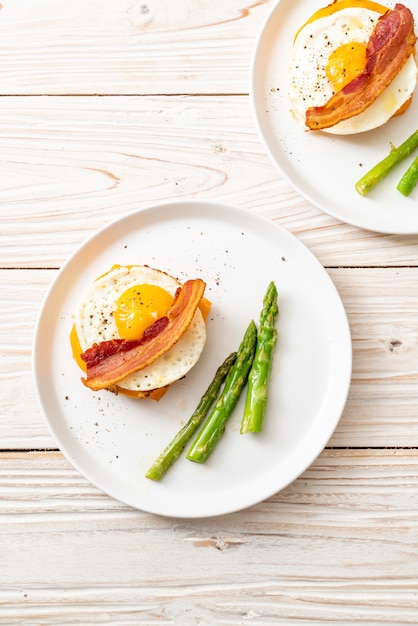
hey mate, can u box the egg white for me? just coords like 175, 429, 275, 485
74, 265, 206, 393
288, 7, 418, 134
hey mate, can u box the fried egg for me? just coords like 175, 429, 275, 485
71, 265, 208, 398
288, 1, 418, 134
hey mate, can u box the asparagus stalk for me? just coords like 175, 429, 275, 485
240, 281, 279, 433
145, 352, 237, 481
186, 320, 257, 464
355, 129, 418, 196
397, 155, 418, 197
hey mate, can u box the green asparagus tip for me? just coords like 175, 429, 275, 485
241, 281, 279, 434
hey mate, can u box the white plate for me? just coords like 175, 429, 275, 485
250, 0, 418, 234
33, 201, 351, 518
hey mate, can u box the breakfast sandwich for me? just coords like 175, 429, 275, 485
70, 265, 210, 399
288, 1, 417, 134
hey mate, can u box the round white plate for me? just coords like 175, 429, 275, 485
250, 0, 418, 234
33, 201, 352, 518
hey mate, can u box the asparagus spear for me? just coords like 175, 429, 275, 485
240, 281, 278, 433
186, 320, 257, 464
397, 155, 418, 197
145, 352, 237, 481
355, 129, 418, 196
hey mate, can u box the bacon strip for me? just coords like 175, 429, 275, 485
305, 4, 417, 131
81, 316, 169, 370
81, 278, 206, 391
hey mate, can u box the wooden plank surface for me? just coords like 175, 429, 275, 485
0, 95, 417, 269
1, 0, 418, 622
1, 449, 418, 624
0, 0, 269, 95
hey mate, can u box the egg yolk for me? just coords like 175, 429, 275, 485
114, 283, 174, 341
326, 41, 368, 91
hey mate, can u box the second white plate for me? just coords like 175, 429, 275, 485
251, 0, 418, 234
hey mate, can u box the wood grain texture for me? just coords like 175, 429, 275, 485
1, 0, 418, 622
0, 0, 270, 95
1, 449, 418, 624
0, 95, 417, 269
328, 267, 418, 446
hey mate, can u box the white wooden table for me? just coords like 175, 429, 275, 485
1, 1, 418, 623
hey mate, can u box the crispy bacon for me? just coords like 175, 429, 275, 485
81, 316, 169, 370
81, 278, 206, 391
305, 4, 417, 131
